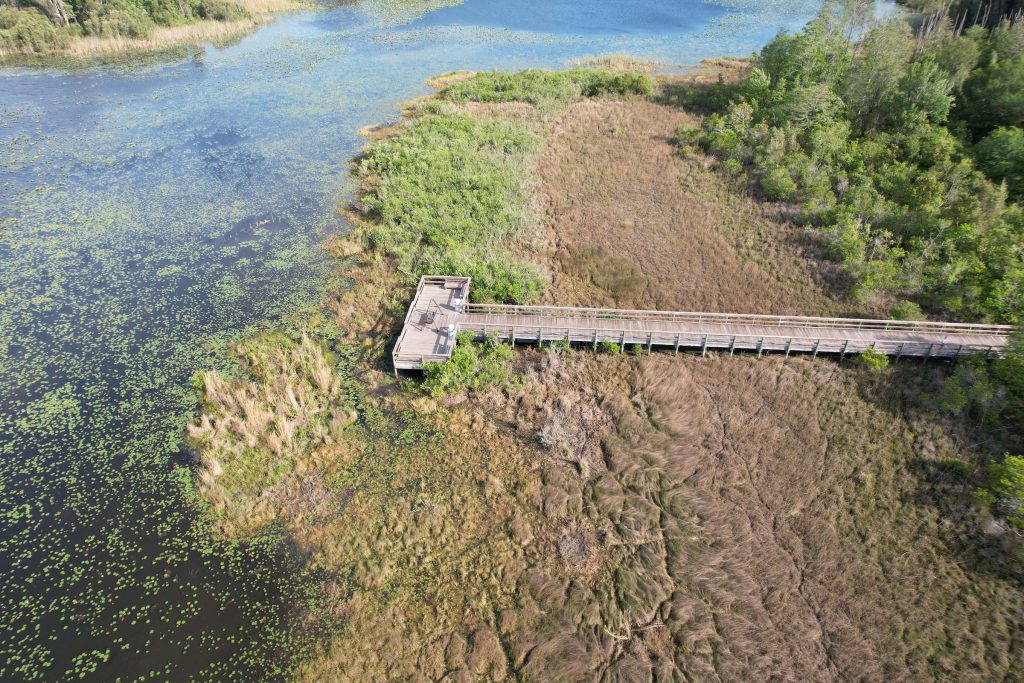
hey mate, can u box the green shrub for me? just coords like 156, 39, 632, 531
974, 126, 1024, 202
597, 340, 620, 353
548, 338, 571, 352
80, 0, 155, 38
689, 7, 1024, 324
942, 457, 972, 479
855, 347, 890, 371
0, 6, 70, 53
145, 0, 197, 25
721, 158, 744, 175
580, 70, 654, 97
760, 166, 798, 201
195, 0, 249, 21
422, 332, 514, 397
889, 299, 924, 320
986, 454, 1024, 529
972, 487, 997, 506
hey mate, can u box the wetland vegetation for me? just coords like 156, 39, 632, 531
0, 0, 302, 57
5, 0, 1024, 680
187, 5, 1024, 677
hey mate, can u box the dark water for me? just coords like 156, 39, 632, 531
0, 0, 828, 679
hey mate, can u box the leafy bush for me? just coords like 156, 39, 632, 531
0, 6, 70, 52
942, 457, 972, 479
938, 330, 1024, 429
760, 166, 798, 201
422, 332, 514, 397
442, 68, 654, 106
960, 57, 1024, 137
855, 348, 890, 371
690, 6, 1024, 322
975, 126, 1024, 201
889, 299, 924, 320
985, 454, 1024, 529
80, 0, 155, 38
597, 340, 620, 353
195, 0, 249, 21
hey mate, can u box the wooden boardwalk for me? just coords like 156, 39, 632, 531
393, 276, 1015, 371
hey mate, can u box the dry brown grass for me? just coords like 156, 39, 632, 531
474, 350, 1024, 680
188, 333, 356, 538
55, 19, 262, 57
374, 93, 1021, 679
533, 98, 859, 315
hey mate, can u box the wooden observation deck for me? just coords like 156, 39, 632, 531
392, 276, 1015, 372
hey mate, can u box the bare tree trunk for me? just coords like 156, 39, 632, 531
28, 0, 74, 27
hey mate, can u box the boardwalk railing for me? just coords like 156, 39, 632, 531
457, 322, 1002, 360
393, 276, 1014, 372
462, 303, 1014, 335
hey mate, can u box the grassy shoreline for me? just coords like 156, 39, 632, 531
0, 0, 306, 61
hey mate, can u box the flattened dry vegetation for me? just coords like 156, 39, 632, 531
460, 350, 1023, 681
535, 98, 853, 315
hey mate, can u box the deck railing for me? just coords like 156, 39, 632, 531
392, 275, 470, 372
457, 322, 1002, 359
462, 303, 1014, 335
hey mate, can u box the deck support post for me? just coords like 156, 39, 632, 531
953, 344, 963, 362
839, 340, 849, 360
538, 327, 542, 346
675, 334, 682, 356
896, 342, 905, 361
729, 336, 737, 357
647, 333, 653, 355
701, 335, 708, 357
757, 338, 764, 358
511, 326, 516, 346
784, 339, 792, 358
593, 331, 598, 350
620, 331, 626, 354
812, 340, 820, 359
924, 343, 935, 363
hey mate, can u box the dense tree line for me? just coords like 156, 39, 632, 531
682, 2, 1024, 324
0, 0, 248, 52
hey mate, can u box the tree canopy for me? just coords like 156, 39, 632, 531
685, 6, 1024, 323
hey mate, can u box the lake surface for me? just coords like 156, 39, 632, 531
0, 0, 828, 679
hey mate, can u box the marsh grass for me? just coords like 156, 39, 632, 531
443, 68, 655, 107
188, 332, 357, 537
570, 54, 661, 73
